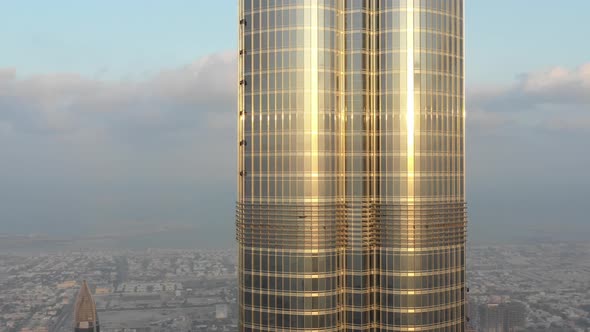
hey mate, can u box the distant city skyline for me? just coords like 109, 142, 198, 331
1, 244, 587, 331
1, 1, 589, 246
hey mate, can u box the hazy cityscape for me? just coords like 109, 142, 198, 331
0, 242, 238, 332
0, 238, 588, 332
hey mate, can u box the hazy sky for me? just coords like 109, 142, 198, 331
1, 1, 589, 245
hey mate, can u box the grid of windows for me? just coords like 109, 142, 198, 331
237, 0, 466, 331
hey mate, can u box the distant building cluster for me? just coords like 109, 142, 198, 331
0, 244, 588, 331
0, 249, 237, 332
0, 252, 115, 331
115, 282, 181, 294
467, 243, 590, 331
474, 296, 526, 331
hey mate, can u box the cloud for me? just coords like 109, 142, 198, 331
0, 51, 241, 235
0, 51, 237, 137
0, 51, 238, 183
520, 64, 590, 99
1, 55, 589, 238
468, 63, 590, 132
465, 64, 590, 242
0, 121, 13, 136
0, 68, 16, 81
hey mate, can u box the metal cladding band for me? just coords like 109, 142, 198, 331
377, 202, 467, 247
236, 202, 347, 250
237, 202, 466, 249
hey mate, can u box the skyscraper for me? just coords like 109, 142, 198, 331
74, 280, 99, 332
237, 1, 466, 330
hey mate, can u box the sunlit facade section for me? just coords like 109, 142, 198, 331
237, 0, 466, 331
376, 1, 466, 330
237, 1, 345, 330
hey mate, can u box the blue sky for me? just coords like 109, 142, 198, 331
1, 1, 237, 79
0, 1, 589, 246
2, 1, 589, 82
467, 1, 590, 84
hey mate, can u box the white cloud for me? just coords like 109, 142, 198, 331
521, 63, 590, 96
0, 51, 238, 182
0, 51, 237, 137
1, 56, 589, 237
0, 68, 16, 81
468, 63, 590, 132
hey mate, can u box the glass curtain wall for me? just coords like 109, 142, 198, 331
238, 0, 345, 330
376, 0, 466, 331
237, 0, 466, 331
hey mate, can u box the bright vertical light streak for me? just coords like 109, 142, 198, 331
311, 2, 319, 181
406, 0, 415, 201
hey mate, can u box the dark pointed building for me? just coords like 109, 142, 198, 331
74, 280, 99, 332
